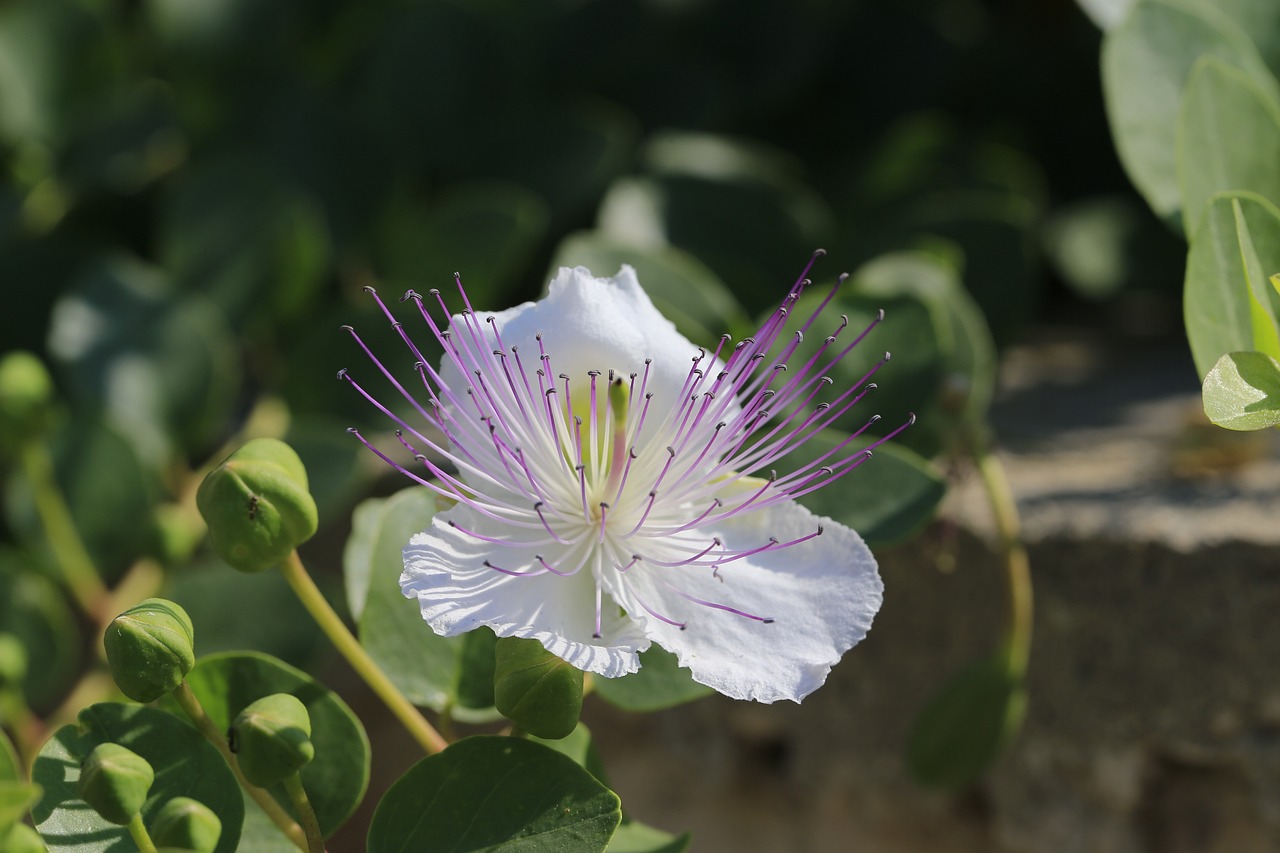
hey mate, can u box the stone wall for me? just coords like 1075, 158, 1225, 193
585, 336, 1280, 853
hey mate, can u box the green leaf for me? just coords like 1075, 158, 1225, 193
906, 654, 1027, 789
167, 652, 370, 840
32, 703, 243, 853
1232, 200, 1280, 360
356, 488, 502, 721
1102, 0, 1278, 224
607, 823, 692, 853
549, 232, 751, 342
494, 637, 584, 740
529, 723, 610, 787
0, 781, 41, 835
1184, 192, 1280, 376
592, 646, 712, 713
792, 429, 946, 547
0, 548, 79, 706
1202, 350, 1280, 430
1177, 56, 1280, 236
367, 736, 621, 853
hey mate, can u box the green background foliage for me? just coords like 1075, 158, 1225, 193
0, 0, 1225, 847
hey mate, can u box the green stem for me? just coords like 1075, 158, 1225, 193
172, 681, 308, 850
126, 813, 158, 853
279, 551, 449, 754
283, 773, 326, 853
19, 442, 108, 618
967, 424, 1033, 674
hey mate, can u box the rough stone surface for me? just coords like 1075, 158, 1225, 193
584, 335, 1280, 853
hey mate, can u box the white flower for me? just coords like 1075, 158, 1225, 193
342, 256, 905, 703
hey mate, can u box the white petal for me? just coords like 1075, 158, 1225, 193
400, 504, 649, 678
443, 266, 703, 420
606, 500, 882, 703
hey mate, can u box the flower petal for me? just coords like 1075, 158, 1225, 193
445, 265, 703, 418
400, 504, 649, 678
606, 500, 882, 703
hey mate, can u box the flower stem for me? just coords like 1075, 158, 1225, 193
171, 681, 308, 850
127, 813, 158, 853
283, 773, 326, 853
279, 551, 448, 754
967, 424, 1032, 674
19, 441, 108, 618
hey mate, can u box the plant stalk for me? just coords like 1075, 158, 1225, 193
279, 551, 448, 754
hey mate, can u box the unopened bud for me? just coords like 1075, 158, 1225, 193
0, 633, 28, 690
78, 743, 154, 825
229, 693, 314, 787
104, 598, 195, 703
150, 796, 222, 853
0, 351, 55, 446
494, 636, 583, 740
197, 439, 318, 573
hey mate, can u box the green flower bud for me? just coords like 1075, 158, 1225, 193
0, 350, 55, 446
494, 636, 584, 740
104, 598, 195, 703
0, 633, 28, 691
229, 693, 314, 787
150, 796, 222, 853
197, 439, 318, 573
2, 822, 46, 853
78, 743, 154, 825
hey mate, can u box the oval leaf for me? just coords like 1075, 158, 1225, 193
355, 488, 502, 721
1202, 350, 1280, 430
32, 703, 243, 853
906, 654, 1027, 789
368, 736, 621, 853
1177, 56, 1280, 237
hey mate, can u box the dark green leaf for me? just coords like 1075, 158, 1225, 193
1202, 350, 1280, 430
32, 703, 243, 853
906, 654, 1026, 789
1177, 56, 1280, 236
792, 429, 946, 547
367, 736, 621, 853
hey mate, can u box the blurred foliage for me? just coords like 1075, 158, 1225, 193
0, 0, 1195, 844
